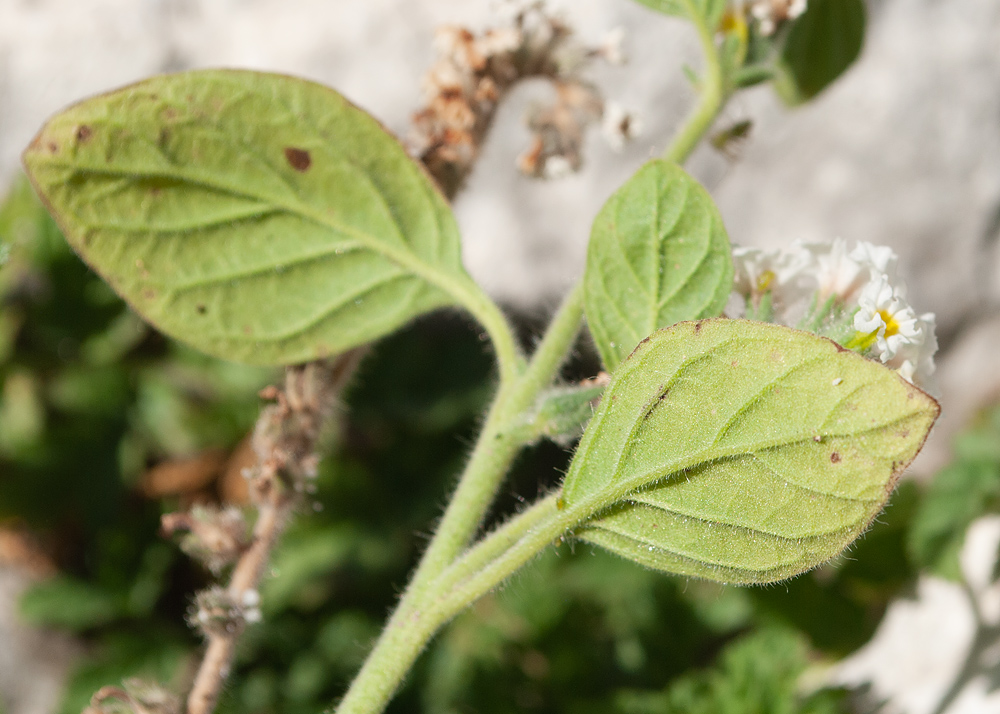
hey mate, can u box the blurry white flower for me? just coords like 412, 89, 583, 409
732, 245, 810, 302
749, 0, 808, 36
601, 101, 642, 151
730, 238, 936, 387
542, 155, 574, 179
886, 312, 937, 387
795, 238, 900, 303
598, 27, 627, 65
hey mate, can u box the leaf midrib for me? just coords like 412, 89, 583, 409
38, 156, 473, 310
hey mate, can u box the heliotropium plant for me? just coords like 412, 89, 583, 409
19, 1, 935, 713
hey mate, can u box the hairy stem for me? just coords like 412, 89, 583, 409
664, 3, 725, 165
337, 11, 736, 712
335, 286, 584, 714
453, 275, 525, 386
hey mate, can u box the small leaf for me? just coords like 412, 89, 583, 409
584, 161, 733, 371
777, 0, 866, 103
631, 0, 727, 28
23, 70, 470, 365
562, 319, 939, 585
522, 382, 607, 446
631, 0, 688, 19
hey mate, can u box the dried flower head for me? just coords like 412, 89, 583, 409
748, 0, 808, 36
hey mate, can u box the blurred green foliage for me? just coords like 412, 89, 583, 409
2, 175, 998, 714
776, 0, 866, 104
909, 404, 1000, 581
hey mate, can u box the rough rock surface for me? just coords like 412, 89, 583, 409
2, 0, 1000, 712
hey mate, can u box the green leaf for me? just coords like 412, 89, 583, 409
19, 576, 122, 631
631, 0, 727, 28
584, 161, 733, 371
616, 627, 847, 714
908, 404, 1000, 580
777, 0, 866, 103
22, 70, 471, 365
562, 319, 939, 585
519, 382, 607, 446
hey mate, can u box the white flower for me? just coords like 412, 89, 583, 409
732, 246, 809, 299
598, 27, 627, 65
601, 101, 642, 151
730, 238, 936, 387
886, 312, 937, 387
542, 155, 574, 180
749, 0, 809, 36
795, 238, 901, 304
853, 274, 922, 363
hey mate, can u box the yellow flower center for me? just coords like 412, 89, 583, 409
879, 309, 900, 337
755, 270, 776, 294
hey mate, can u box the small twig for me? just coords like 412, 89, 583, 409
182, 350, 366, 714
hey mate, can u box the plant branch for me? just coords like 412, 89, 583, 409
336, 11, 738, 701
336, 9, 736, 714
412, 7, 630, 197
187, 501, 289, 714
334, 494, 566, 714
335, 279, 584, 714
183, 354, 363, 714
664, 4, 725, 165
451, 275, 525, 386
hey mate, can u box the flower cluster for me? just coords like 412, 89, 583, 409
731, 239, 937, 388
747, 0, 808, 36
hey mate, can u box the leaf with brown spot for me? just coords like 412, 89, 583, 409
561, 319, 940, 584
283, 147, 311, 172
23, 70, 473, 365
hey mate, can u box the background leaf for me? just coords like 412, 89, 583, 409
615, 627, 847, 714
563, 319, 939, 585
776, 0, 866, 103
631, 0, 727, 28
22, 69, 470, 366
908, 403, 1000, 580
584, 161, 732, 372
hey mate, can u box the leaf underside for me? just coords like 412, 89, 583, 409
563, 320, 939, 585
584, 160, 733, 372
23, 69, 467, 365
779, 0, 866, 102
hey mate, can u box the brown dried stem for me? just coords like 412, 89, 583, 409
183, 351, 365, 714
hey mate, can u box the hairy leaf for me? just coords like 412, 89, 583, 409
23, 70, 470, 365
584, 161, 732, 371
562, 320, 938, 585
631, 0, 727, 28
777, 0, 866, 103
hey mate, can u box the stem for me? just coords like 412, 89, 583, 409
335, 287, 584, 714
187, 500, 292, 714
452, 275, 525, 386
664, 3, 725, 165
412, 283, 585, 587
336, 495, 568, 714
337, 9, 736, 708
436, 496, 575, 615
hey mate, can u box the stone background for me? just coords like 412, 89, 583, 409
2, 0, 1000, 712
